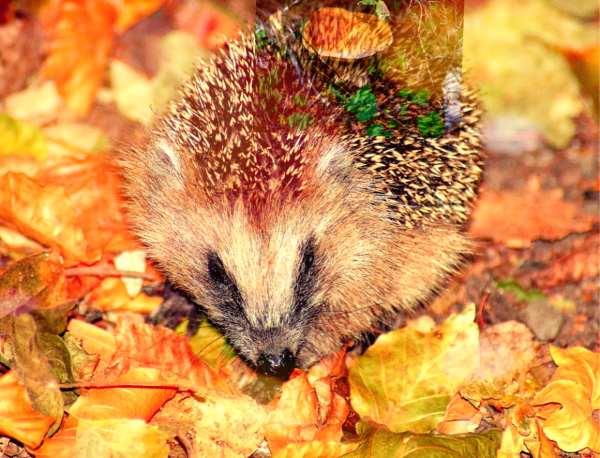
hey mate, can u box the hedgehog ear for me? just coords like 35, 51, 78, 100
146, 137, 185, 190
314, 135, 354, 183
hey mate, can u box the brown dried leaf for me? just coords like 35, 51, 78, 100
470, 189, 597, 248
41, 0, 117, 115
303, 7, 392, 59
0, 251, 65, 317
532, 232, 600, 289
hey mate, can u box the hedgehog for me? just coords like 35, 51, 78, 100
117, 33, 483, 378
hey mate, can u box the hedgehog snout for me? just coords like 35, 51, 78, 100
256, 348, 296, 379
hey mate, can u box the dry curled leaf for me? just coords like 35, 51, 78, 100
264, 371, 350, 455
533, 346, 600, 453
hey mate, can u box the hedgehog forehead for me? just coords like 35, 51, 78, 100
212, 204, 311, 318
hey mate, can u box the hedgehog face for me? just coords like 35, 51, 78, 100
199, 207, 323, 377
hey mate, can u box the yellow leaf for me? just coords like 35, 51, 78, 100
348, 305, 479, 433
533, 346, 600, 452
0, 115, 47, 160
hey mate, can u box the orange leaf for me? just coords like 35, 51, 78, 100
470, 189, 597, 248
0, 172, 100, 263
116, 0, 166, 33
264, 371, 350, 454
272, 440, 359, 458
556, 44, 600, 118
313, 377, 349, 443
67, 319, 116, 371
35, 154, 136, 255
88, 277, 162, 312
41, 0, 117, 115
264, 372, 319, 454
31, 415, 78, 458
110, 318, 228, 390
69, 367, 176, 422
0, 371, 55, 449
302, 7, 393, 59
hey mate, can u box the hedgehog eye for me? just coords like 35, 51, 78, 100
207, 254, 231, 285
300, 238, 316, 276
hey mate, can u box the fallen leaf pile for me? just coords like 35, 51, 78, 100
0, 0, 598, 457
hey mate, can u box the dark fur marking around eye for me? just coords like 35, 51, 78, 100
294, 237, 319, 313
207, 253, 245, 316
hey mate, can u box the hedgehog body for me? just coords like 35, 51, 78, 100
118, 35, 483, 374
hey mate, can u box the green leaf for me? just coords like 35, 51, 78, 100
287, 113, 315, 129
184, 319, 237, 370
347, 86, 378, 122
398, 89, 411, 98
411, 88, 431, 106
417, 111, 445, 137
496, 279, 546, 303
345, 418, 502, 458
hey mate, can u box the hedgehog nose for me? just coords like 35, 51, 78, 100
257, 348, 295, 379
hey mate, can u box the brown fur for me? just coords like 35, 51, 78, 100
117, 36, 482, 369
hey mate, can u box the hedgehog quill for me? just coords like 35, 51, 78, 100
117, 32, 483, 378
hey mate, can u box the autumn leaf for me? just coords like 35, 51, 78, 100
0, 172, 101, 263
35, 153, 134, 255
41, 0, 117, 115
264, 370, 351, 455
109, 318, 229, 390
348, 305, 479, 433
69, 367, 177, 422
0, 371, 55, 449
32, 415, 78, 458
0, 114, 47, 160
470, 189, 597, 248
0, 251, 65, 317
190, 391, 267, 458
533, 346, 600, 453
345, 417, 502, 458
555, 43, 599, 118
116, 0, 166, 33
88, 277, 162, 313
302, 7, 393, 59
75, 418, 169, 457
273, 440, 359, 458
66, 319, 116, 371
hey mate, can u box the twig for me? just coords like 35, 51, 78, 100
64, 267, 156, 281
